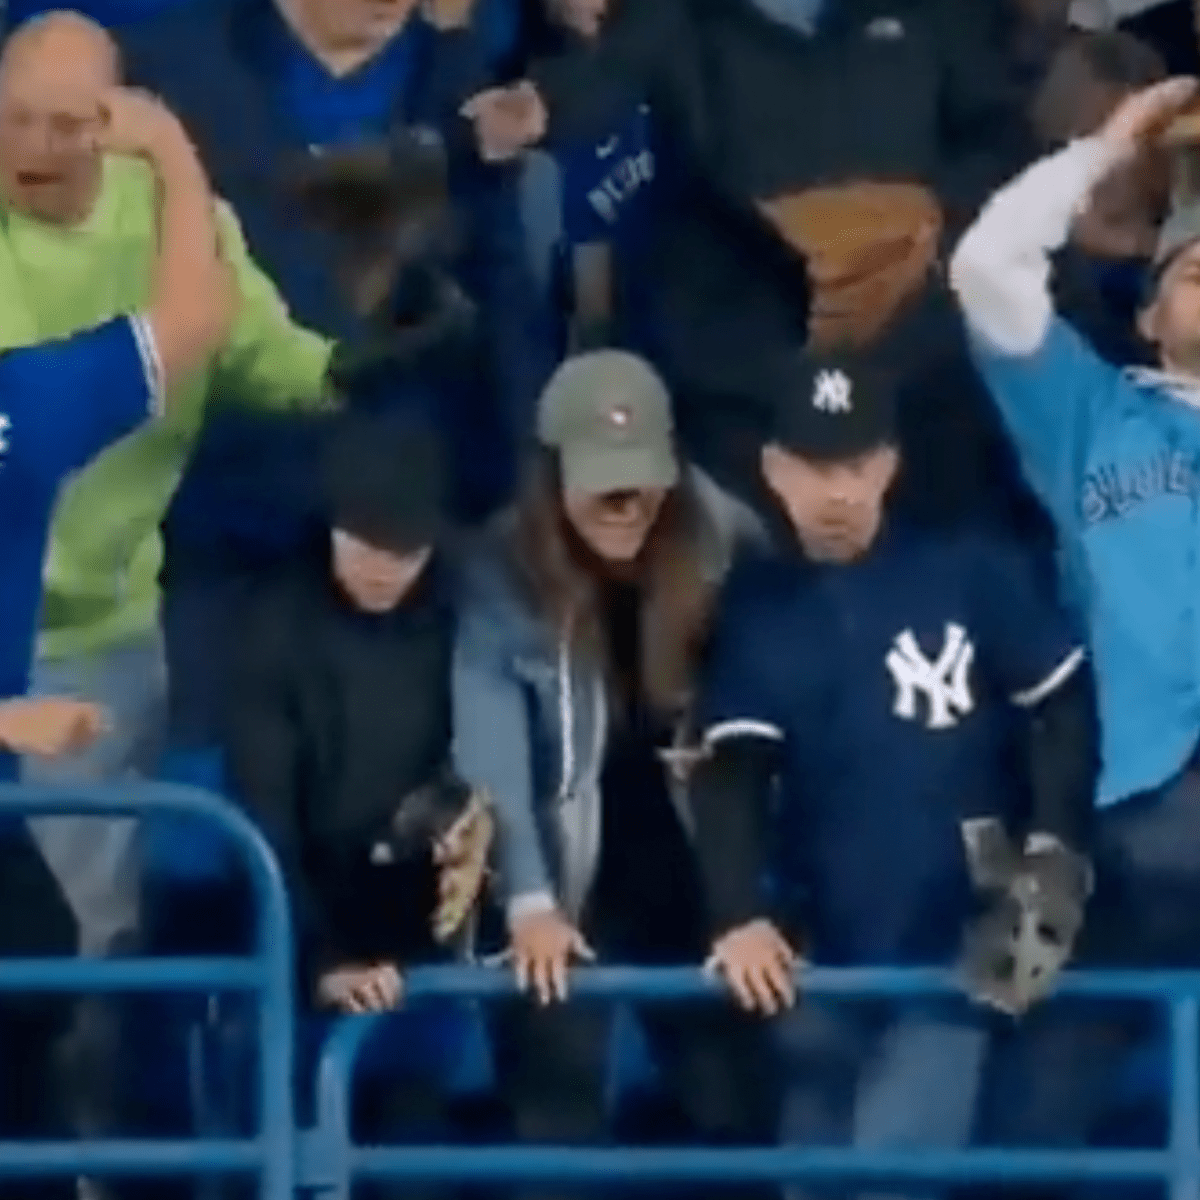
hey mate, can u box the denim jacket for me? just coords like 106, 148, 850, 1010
452, 468, 765, 921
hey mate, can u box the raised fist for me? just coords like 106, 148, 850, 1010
461, 82, 548, 162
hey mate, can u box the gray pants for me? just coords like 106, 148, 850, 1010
20, 634, 166, 955
984, 766, 1200, 1162
20, 634, 166, 1140
777, 1001, 989, 1200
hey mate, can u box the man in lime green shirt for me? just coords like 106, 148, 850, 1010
0, 12, 333, 970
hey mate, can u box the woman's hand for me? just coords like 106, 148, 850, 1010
509, 907, 594, 1004
705, 919, 798, 1015
316, 963, 403, 1014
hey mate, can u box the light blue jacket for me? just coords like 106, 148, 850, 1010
951, 136, 1200, 806
451, 469, 763, 920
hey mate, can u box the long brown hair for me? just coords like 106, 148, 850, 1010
508, 448, 721, 716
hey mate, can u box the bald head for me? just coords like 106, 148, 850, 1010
0, 11, 118, 224
0, 11, 118, 98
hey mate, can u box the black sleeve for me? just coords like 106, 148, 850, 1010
932, 0, 1035, 232
527, 0, 695, 146
689, 735, 782, 937
226, 589, 342, 980
1025, 660, 1100, 855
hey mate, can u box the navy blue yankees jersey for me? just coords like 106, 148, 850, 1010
0, 316, 156, 780
698, 525, 1084, 964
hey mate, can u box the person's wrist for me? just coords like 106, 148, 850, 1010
142, 117, 199, 172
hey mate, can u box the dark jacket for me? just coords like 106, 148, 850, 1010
529, 0, 1028, 225
518, 0, 1034, 528
227, 553, 455, 981
119, 0, 553, 569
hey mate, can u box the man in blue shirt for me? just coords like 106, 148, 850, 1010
117, 0, 548, 746
686, 351, 1097, 1193
514, 0, 660, 356
950, 73, 1200, 1152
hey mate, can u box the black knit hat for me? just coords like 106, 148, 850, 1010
323, 411, 448, 553
764, 348, 898, 462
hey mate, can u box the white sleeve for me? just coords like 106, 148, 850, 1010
129, 313, 165, 417
949, 137, 1125, 356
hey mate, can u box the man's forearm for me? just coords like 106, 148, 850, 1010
689, 737, 778, 935
146, 130, 228, 391
1026, 662, 1100, 854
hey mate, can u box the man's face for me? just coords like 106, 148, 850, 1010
563, 486, 667, 563
0, 65, 104, 225
1140, 241, 1200, 374
331, 529, 431, 612
301, 0, 420, 53
762, 442, 898, 563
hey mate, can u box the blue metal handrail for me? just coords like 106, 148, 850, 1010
310, 965, 1200, 1200
0, 782, 1197, 1200
0, 782, 295, 1200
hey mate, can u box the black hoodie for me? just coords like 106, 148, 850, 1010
227, 551, 455, 983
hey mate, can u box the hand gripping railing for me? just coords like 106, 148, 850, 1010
0, 782, 295, 1200
308, 965, 1200, 1200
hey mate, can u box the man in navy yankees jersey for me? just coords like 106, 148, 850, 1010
687, 350, 1099, 1197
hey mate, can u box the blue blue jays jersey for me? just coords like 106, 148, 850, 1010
0, 317, 155, 780
698, 526, 1083, 964
557, 103, 655, 248
970, 317, 1200, 806
551, 103, 657, 351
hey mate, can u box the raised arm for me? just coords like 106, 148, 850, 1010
97, 87, 235, 396
948, 78, 1197, 521
951, 76, 1195, 355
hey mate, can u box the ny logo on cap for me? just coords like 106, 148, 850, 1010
812, 369, 852, 414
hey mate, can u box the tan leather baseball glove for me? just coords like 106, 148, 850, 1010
757, 182, 943, 351
431, 788, 495, 944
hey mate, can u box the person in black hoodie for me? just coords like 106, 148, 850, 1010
227, 409, 494, 1197
228, 408, 490, 1006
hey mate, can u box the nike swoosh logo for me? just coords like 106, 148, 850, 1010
596, 137, 620, 159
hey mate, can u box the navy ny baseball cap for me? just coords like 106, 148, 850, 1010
765, 349, 898, 462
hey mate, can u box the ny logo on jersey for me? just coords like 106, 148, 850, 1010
812, 369, 852, 414
885, 623, 975, 730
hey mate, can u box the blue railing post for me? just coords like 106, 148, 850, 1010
1171, 996, 1200, 1200
0, 782, 296, 1200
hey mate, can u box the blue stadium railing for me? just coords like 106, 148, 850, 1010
0, 782, 296, 1200
3, 782, 1200, 1200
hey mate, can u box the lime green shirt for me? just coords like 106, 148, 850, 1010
0, 156, 333, 660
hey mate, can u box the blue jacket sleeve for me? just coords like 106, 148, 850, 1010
451, 594, 554, 909
0, 316, 156, 487
454, 158, 557, 450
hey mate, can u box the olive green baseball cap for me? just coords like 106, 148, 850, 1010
536, 350, 679, 495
